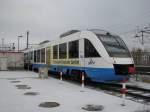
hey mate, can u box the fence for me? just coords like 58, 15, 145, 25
131, 52, 150, 66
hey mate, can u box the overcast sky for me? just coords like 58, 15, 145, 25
0, 0, 150, 49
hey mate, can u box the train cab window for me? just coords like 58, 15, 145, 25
84, 39, 100, 58
59, 43, 67, 59
37, 50, 41, 63
41, 48, 45, 63
34, 51, 37, 62
53, 45, 58, 59
69, 40, 79, 58
97, 34, 130, 57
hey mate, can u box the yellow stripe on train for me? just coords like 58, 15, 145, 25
51, 59, 81, 66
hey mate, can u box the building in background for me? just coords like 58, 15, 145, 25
0, 52, 24, 70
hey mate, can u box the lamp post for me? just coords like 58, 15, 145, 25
18, 35, 23, 52
27, 31, 29, 49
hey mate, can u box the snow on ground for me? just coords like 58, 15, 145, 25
0, 71, 149, 112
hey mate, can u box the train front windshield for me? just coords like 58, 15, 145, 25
97, 34, 131, 57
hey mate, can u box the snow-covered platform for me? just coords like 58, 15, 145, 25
0, 71, 149, 112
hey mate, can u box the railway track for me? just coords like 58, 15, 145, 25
50, 73, 150, 105
88, 82, 150, 105
136, 66, 150, 75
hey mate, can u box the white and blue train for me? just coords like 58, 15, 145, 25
24, 29, 135, 82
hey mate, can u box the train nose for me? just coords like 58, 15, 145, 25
113, 64, 135, 75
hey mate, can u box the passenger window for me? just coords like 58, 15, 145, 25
53, 45, 58, 59
30, 52, 33, 60
46, 47, 51, 65
84, 39, 100, 57
59, 43, 67, 59
24, 53, 27, 62
41, 48, 45, 63
69, 40, 79, 58
37, 50, 41, 62
34, 51, 37, 62
28, 52, 33, 61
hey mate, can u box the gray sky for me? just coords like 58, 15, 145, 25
0, 0, 150, 49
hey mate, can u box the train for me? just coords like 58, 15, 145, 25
24, 29, 136, 82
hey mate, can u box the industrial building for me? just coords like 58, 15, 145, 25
0, 52, 24, 70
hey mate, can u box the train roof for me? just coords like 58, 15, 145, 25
59, 30, 80, 38
23, 40, 51, 53
32, 41, 51, 51
59, 29, 117, 39
23, 29, 119, 53
22, 47, 34, 53
89, 29, 117, 36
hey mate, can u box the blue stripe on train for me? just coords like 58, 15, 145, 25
49, 65, 126, 82
32, 63, 128, 82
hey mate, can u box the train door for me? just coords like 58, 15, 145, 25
46, 46, 51, 66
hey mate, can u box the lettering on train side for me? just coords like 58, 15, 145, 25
52, 60, 79, 65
